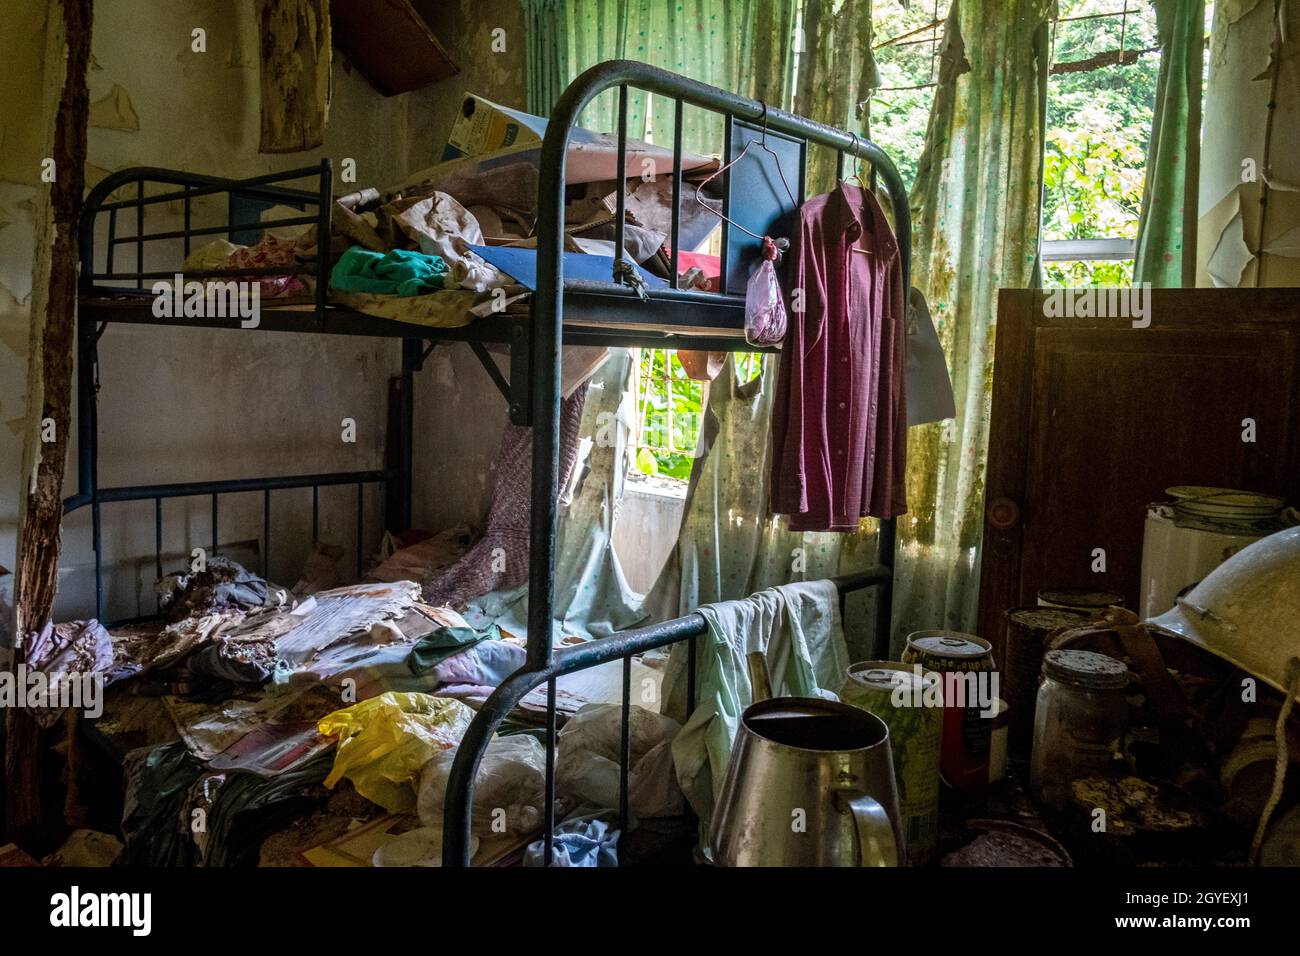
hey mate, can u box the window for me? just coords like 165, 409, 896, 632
871, 0, 955, 192
874, 1, 1213, 288
630, 1, 1199, 478
632, 350, 762, 483
1041, 0, 1162, 287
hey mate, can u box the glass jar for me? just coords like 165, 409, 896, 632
1029, 649, 1129, 811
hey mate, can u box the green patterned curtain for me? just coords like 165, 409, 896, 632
1133, 0, 1204, 287
523, 0, 570, 116
523, 0, 797, 153
890, 0, 1053, 652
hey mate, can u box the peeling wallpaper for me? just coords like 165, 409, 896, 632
1198, 0, 1300, 287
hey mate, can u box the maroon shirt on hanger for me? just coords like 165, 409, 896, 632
769, 183, 908, 531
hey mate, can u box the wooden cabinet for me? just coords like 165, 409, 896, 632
978, 289, 1300, 662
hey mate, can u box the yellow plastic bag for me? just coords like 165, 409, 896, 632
317, 692, 474, 812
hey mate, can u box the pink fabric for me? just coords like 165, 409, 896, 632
424, 388, 588, 607
226, 232, 309, 298
769, 183, 907, 531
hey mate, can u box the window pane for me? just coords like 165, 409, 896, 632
1043, 0, 1160, 244
1043, 258, 1136, 288
870, 0, 954, 191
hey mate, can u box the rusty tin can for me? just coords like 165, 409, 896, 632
841, 661, 942, 864
902, 630, 996, 803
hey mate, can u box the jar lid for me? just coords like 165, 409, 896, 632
1006, 606, 1093, 631
906, 631, 991, 660
1165, 486, 1284, 519
1037, 587, 1125, 610
1042, 649, 1128, 689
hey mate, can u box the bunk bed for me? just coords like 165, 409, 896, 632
68, 60, 912, 867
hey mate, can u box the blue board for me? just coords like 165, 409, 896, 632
723, 119, 806, 296
467, 244, 668, 292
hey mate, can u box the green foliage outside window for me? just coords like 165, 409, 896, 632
634, 350, 763, 480
1042, 0, 1159, 287
635, 349, 703, 480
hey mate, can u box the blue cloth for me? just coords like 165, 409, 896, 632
524, 815, 619, 867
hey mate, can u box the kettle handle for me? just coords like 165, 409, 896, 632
837, 791, 899, 867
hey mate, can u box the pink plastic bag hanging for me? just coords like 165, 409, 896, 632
744, 236, 788, 347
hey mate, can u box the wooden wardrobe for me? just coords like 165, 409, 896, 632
977, 288, 1300, 662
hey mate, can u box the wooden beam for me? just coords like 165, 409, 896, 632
1051, 47, 1156, 75
5, 0, 92, 847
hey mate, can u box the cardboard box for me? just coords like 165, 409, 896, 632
443, 95, 546, 162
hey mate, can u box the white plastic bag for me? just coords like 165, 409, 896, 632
744, 237, 788, 346
417, 734, 546, 837
556, 703, 683, 820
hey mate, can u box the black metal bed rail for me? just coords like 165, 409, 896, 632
75, 161, 336, 505
442, 59, 913, 866
64, 470, 390, 625
66, 161, 413, 622
79, 162, 331, 311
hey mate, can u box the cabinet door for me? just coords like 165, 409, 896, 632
977, 289, 1300, 661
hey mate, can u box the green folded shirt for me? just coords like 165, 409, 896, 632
330, 246, 450, 296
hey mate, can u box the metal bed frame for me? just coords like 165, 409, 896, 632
68, 59, 911, 867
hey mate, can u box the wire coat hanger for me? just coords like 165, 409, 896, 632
694, 102, 798, 242
842, 132, 867, 189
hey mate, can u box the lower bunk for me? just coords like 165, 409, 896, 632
55, 552, 884, 868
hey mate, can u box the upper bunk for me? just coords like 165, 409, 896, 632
77, 60, 911, 364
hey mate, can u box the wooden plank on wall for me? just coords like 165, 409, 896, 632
258, 0, 332, 153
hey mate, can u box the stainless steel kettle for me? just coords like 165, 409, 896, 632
708, 653, 903, 866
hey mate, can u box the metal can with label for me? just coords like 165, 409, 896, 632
841, 661, 942, 865
902, 630, 996, 803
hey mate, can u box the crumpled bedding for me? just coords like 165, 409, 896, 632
117, 607, 300, 696
383, 190, 508, 293
524, 813, 619, 867
155, 556, 290, 623
328, 287, 505, 329
22, 619, 115, 727
182, 232, 313, 299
